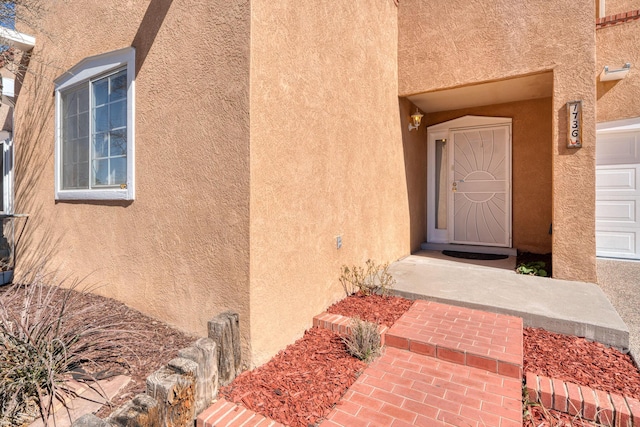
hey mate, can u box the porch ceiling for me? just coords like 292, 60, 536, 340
407, 72, 553, 113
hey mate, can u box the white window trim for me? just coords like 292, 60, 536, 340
0, 130, 12, 214
54, 47, 135, 201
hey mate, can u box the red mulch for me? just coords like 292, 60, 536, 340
325, 293, 414, 327
220, 297, 640, 427
524, 327, 640, 400
220, 328, 366, 427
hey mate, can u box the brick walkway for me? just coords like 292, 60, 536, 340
321, 347, 522, 427
197, 400, 285, 427
198, 301, 524, 427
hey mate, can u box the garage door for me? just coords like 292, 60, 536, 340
596, 119, 640, 259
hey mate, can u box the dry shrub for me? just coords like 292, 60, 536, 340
342, 318, 381, 363
0, 271, 139, 426
339, 259, 396, 297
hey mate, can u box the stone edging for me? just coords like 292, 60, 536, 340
596, 9, 640, 29
525, 372, 640, 426
72, 312, 242, 427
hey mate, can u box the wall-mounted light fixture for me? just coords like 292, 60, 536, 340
408, 108, 424, 131
600, 63, 631, 81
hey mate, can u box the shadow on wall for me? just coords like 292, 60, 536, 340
597, 78, 619, 100
12, 53, 64, 282
398, 97, 427, 253
131, 0, 174, 75
12, 0, 177, 282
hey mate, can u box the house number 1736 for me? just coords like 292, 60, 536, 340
567, 100, 582, 148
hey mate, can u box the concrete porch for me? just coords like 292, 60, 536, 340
388, 251, 629, 354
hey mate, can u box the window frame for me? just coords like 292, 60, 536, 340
0, 130, 12, 214
54, 47, 135, 200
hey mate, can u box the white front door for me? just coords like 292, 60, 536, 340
450, 126, 510, 246
427, 116, 512, 248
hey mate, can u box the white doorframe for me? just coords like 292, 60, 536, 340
427, 116, 512, 248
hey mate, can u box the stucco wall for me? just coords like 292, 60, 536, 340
596, 20, 640, 122
400, 98, 428, 252
605, 0, 640, 15
426, 98, 553, 254
249, 0, 407, 366
398, 0, 597, 282
14, 0, 252, 360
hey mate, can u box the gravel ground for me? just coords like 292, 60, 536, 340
597, 258, 640, 363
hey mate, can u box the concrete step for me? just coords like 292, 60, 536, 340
390, 252, 630, 351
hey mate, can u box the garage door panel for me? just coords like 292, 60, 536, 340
596, 199, 637, 223
595, 230, 637, 258
596, 127, 640, 259
596, 131, 640, 165
596, 167, 637, 191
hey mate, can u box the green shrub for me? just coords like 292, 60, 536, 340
0, 273, 136, 426
516, 261, 548, 277
339, 259, 396, 297
342, 318, 381, 362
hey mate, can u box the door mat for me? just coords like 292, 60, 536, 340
442, 250, 509, 261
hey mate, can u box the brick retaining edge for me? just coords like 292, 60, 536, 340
312, 312, 388, 346
525, 372, 640, 427
313, 311, 522, 379
596, 9, 640, 29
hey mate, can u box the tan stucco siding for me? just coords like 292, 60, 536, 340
14, 0, 252, 360
398, 0, 597, 282
596, 20, 640, 122
426, 98, 553, 255
605, 0, 640, 15
249, 0, 406, 366
400, 98, 428, 252
398, 1, 570, 97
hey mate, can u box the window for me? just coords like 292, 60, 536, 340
0, 131, 12, 213
54, 47, 135, 200
0, 1, 15, 30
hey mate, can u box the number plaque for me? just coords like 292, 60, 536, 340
567, 100, 582, 148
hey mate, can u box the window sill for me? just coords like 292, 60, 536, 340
55, 189, 134, 201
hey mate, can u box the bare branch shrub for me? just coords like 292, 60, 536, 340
339, 259, 396, 297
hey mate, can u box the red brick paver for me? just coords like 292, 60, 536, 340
321, 346, 522, 427
385, 301, 523, 379
197, 400, 285, 427
199, 300, 640, 426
